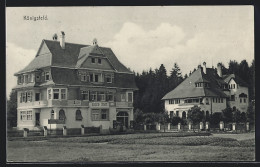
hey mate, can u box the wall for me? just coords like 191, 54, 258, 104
228, 79, 249, 113
165, 97, 227, 118
68, 88, 79, 100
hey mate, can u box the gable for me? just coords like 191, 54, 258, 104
15, 41, 52, 75
36, 41, 51, 56
80, 57, 115, 70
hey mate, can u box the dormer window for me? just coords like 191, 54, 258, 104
98, 58, 102, 64
91, 58, 95, 63
45, 72, 50, 81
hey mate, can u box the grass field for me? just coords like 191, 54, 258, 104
7, 132, 255, 162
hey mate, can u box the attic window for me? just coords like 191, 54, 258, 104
45, 72, 50, 81
98, 58, 102, 64
91, 58, 95, 63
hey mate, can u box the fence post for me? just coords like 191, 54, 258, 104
156, 123, 161, 131
219, 121, 224, 131
246, 122, 250, 132
188, 122, 192, 131
232, 123, 236, 131
81, 125, 85, 135
178, 123, 181, 131
63, 126, 67, 136
43, 126, 48, 137
168, 123, 171, 131
144, 124, 147, 131
23, 128, 28, 138
99, 125, 103, 134
199, 122, 203, 131
206, 122, 210, 131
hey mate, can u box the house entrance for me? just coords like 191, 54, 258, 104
116, 112, 129, 128
35, 113, 40, 126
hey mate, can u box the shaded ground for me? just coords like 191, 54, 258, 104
7, 132, 255, 162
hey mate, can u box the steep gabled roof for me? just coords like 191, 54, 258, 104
162, 68, 227, 100
16, 39, 133, 74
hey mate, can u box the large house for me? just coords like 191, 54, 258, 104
162, 62, 249, 119
13, 32, 137, 132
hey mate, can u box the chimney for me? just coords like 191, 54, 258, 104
217, 63, 222, 77
52, 33, 58, 41
202, 62, 207, 74
93, 38, 98, 45
60, 31, 65, 49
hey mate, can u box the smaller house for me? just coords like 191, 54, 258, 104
162, 62, 249, 119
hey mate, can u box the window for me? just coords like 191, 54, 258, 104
18, 76, 22, 84
51, 110, 55, 119
27, 92, 32, 102
91, 58, 95, 63
94, 74, 98, 82
106, 74, 113, 83
90, 74, 93, 82
20, 111, 32, 121
230, 95, 235, 101
106, 92, 114, 101
128, 92, 133, 102
221, 98, 223, 103
101, 109, 109, 120
53, 89, 59, 99
45, 72, 50, 81
48, 89, 52, 100
121, 93, 126, 102
90, 91, 97, 101
28, 74, 31, 83
81, 91, 89, 100
59, 109, 66, 120
206, 98, 209, 105
170, 111, 173, 118
22, 92, 27, 102
175, 99, 180, 104
91, 109, 109, 121
169, 99, 174, 104
61, 89, 66, 99
81, 74, 87, 81
24, 75, 28, 83
240, 98, 242, 103
76, 110, 83, 121
98, 58, 102, 64
20, 111, 27, 120
176, 111, 179, 117
244, 98, 246, 103
97, 92, 105, 101
182, 111, 186, 119
35, 93, 40, 101
213, 98, 215, 103
91, 109, 100, 121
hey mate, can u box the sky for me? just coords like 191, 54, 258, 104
6, 6, 254, 98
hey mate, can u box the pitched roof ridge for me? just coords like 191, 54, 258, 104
43, 39, 89, 46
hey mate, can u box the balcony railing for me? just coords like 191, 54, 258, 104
33, 100, 48, 107
18, 100, 48, 108
47, 100, 89, 107
116, 102, 133, 107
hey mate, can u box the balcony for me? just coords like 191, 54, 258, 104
32, 100, 48, 107
116, 102, 133, 108
18, 100, 48, 109
47, 100, 89, 107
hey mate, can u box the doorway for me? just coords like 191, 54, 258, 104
35, 113, 40, 126
116, 112, 129, 128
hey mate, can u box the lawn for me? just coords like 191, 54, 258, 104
7, 132, 255, 162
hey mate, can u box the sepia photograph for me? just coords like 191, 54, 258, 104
6, 6, 255, 162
